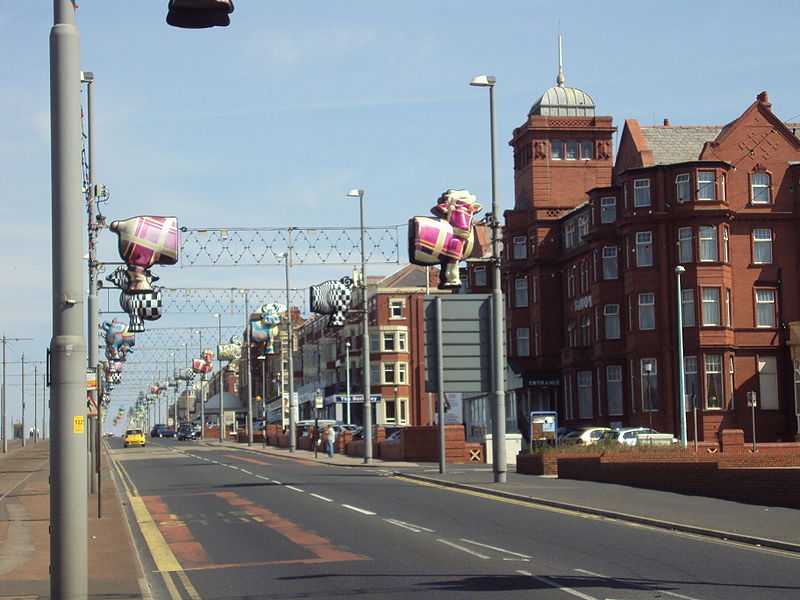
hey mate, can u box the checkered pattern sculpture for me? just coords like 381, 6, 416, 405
408, 189, 483, 289
109, 216, 178, 293
309, 277, 354, 327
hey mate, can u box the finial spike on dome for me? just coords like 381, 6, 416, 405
557, 35, 565, 87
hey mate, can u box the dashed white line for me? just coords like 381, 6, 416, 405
458, 538, 531, 559
285, 485, 304, 492
384, 519, 435, 533
436, 539, 490, 559
240, 469, 253, 475
342, 504, 376, 515
310, 493, 333, 502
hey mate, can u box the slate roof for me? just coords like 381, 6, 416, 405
640, 126, 723, 165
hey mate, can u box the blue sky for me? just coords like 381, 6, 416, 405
2, 1, 800, 434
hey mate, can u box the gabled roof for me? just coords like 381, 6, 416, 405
640, 126, 724, 165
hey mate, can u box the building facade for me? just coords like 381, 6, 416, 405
498, 77, 800, 442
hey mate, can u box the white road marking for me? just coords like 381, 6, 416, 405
574, 568, 703, 600
285, 485, 304, 492
517, 571, 599, 599
436, 539, 490, 559
384, 519, 435, 533
342, 504, 376, 515
240, 469, 253, 475
310, 494, 333, 502
271, 480, 282, 484
458, 538, 531, 559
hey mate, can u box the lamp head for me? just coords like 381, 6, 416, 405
347, 189, 364, 198
675, 266, 686, 274
80, 71, 94, 83
470, 75, 496, 87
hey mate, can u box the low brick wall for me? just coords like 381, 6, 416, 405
516, 431, 800, 508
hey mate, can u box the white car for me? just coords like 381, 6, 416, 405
599, 427, 676, 446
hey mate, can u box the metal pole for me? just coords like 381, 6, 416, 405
21, 355, 26, 448
245, 291, 253, 446
471, 76, 506, 482
435, 297, 446, 474
50, 1, 88, 596
82, 70, 100, 493
34, 365, 38, 442
345, 341, 351, 425
350, 190, 372, 464
199, 330, 204, 438
216, 314, 223, 443
675, 266, 688, 447
2, 335, 6, 452
285, 242, 297, 452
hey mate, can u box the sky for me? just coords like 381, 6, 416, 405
3, 0, 800, 436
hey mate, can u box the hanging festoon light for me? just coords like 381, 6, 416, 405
105, 216, 179, 332
408, 189, 484, 289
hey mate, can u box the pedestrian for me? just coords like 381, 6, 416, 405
325, 424, 336, 458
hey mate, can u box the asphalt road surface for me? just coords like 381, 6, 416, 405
109, 438, 799, 600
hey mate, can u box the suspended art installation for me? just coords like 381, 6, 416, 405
251, 303, 286, 353
408, 189, 483, 289
106, 215, 178, 332
309, 277, 354, 328
217, 336, 242, 371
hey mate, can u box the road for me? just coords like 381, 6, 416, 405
109, 438, 799, 600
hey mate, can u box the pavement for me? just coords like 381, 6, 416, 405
1, 438, 798, 599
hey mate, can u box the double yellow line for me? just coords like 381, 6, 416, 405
110, 452, 202, 600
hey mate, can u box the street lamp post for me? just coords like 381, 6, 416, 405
197, 329, 204, 438
213, 313, 223, 443
644, 361, 654, 430
241, 290, 253, 446
347, 189, 372, 464
277, 248, 296, 452
470, 75, 507, 483
345, 340, 351, 425
675, 266, 688, 447
50, 2, 89, 594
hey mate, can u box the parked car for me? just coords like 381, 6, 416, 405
598, 427, 677, 446
561, 426, 613, 445
176, 423, 198, 441
150, 424, 175, 438
123, 428, 145, 448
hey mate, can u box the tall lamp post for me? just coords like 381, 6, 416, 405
277, 249, 296, 452
50, 3, 89, 594
345, 340, 351, 425
675, 266, 688, 447
470, 75, 507, 483
213, 313, 224, 443
347, 189, 372, 464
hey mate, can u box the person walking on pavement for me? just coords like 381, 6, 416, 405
325, 424, 336, 458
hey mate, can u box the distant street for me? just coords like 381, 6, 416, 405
109, 439, 798, 600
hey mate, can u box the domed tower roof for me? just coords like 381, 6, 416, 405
529, 37, 595, 117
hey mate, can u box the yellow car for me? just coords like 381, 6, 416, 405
123, 428, 146, 448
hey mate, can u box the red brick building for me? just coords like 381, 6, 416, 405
498, 76, 800, 443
